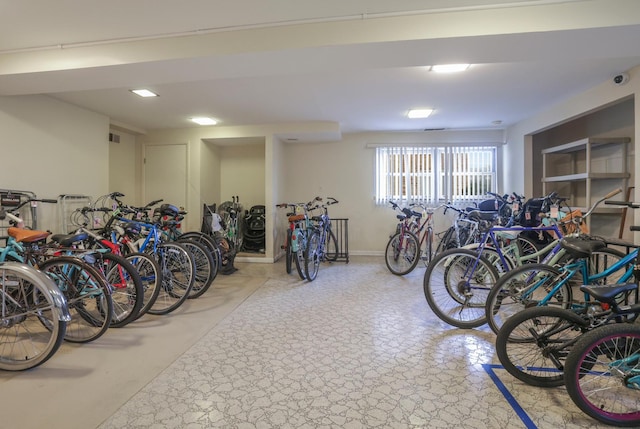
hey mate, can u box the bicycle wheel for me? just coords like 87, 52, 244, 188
424, 227, 433, 265
125, 252, 162, 320
423, 248, 499, 328
285, 229, 293, 274
304, 229, 321, 281
148, 242, 195, 315
178, 231, 220, 281
294, 230, 307, 280
434, 226, 457, 256
517, 234, 542, 263
385, 231, 420, 275
0, 262, 68, 371
178, 239, 215, 299
92, 252, 144, 328
564, 324, 640, 427
324, 226, 339, 262
495, 305, 589, 387
485, 263, 573, 335
38, 256, 112, 343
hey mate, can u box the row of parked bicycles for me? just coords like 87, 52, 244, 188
276, 197, 339, 282
0, 192, 223, 371
386, 188, 640, 426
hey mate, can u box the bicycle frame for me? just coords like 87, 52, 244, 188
527, 247, 638, 308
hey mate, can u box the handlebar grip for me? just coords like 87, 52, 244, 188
40, 199, 58, 204
630, 226, 640, 231
605, 200, 640, 208
148, 199, 163, 206
604, 188, 623, 199
111, 192, 125, 198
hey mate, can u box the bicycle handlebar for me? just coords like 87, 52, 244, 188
582, 187, 622, 218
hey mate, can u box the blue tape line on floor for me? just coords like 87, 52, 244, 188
483, 364, 538, 429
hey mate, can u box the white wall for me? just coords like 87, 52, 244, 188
219, 143, 265, 211
108, 129, 140, 204
0, 95, 109, 233
281, 130, 505, 255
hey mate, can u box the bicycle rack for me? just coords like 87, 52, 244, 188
0, 188, 37, 243
331, 218, 350, 263
58, 194, 93, 233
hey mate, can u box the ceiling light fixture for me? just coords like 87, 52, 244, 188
430, 64, 470, 73
407, 109, 433, 119
130, 89, 158, 97
190, 117, 217, 126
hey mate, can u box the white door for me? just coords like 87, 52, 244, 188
144, 144, 187, 209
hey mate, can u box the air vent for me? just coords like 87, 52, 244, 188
109, 132, 120, 143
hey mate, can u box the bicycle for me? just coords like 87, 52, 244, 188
423, 188, 621, 329
496, 281, 640, 389
304, 197, 339, 281
484, 188, 625, 333
385, 201, 448, 275
150, 203, 217, 299
1, 201, 114, 344
276, 201, 311, 277
218, 196, 244, 253
89, 193, 195, 315
0, 261, 70, 370
69, 203, 160, 322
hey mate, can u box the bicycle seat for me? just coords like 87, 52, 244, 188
560, 236, 606, 259
7, 227, 51, 243
467, 210, 499, 221
580, 283, 638, 306
50, 232, 89, 246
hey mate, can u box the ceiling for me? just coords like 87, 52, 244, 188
1, 0, 640, 138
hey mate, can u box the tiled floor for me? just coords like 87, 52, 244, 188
0, 257, 618, 429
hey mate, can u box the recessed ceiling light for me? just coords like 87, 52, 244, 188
408, 109, 433, 119
430, 64, 470, 73
130, 89, 158, 97
190, 117, 217, 126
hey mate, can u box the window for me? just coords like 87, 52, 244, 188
375, 145, 497, 205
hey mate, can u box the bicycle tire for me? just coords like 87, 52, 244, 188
564, 323, 640, 427
285, 229, 293, 274
294, 230, 306, 280
434, 226, 457, 256
424, 227, 433, 265
485, 263, 572, 335
125, 252, 162, 320
177, 231, 221, 281
516, 234, 542, 263
38, 256, 112, 343
495, 305, 589, 387
0, 262, 67, 371
423, 248, 499, 328
178, 239, 215, 299
92, 252, 144, 328
304, 228, 321, 281
325, 226, 339, 262
385, 231, 420, 275
147, 242, 195, 315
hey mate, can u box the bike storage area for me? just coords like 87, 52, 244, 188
382, 171, 640, 427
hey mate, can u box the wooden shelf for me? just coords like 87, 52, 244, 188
541, 137, 630, 155
542, 172, 630, 182
541, 137, 631, 232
